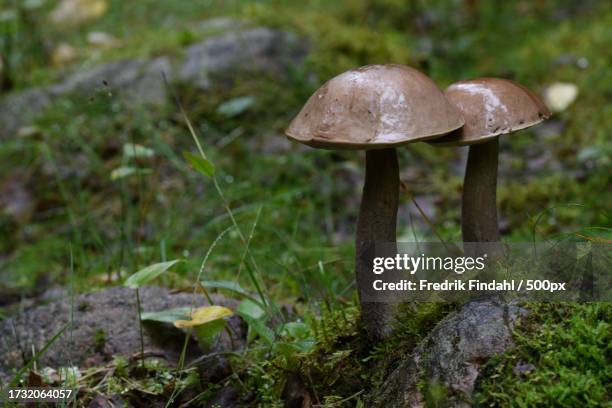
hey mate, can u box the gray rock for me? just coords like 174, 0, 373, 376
179, 27, 308, 89
48, 57, 174, 104
400, 195, 439, 223
87, 394, 130, 408
0, 286, 244, 382
0, 24, 307, 139
246, 132, 307, 155
49, 59, 147, 96
0, 170, 35, 224
371, 300, 527, 407
526, 149, 562, 173
0, 88, 51, 139
532, 119, 566, 139
206, 386, 240, 408
134, 57, 174, 104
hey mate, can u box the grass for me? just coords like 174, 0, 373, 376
0, 0, 611, 405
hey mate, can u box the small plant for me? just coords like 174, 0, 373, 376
0, 0, 47, 91
123, 259, 183, 367
173, 305, 234, 350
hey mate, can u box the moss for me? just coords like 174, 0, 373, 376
474, 303, 611, 407
93, 328, 107, 352
418, 379, 451, 408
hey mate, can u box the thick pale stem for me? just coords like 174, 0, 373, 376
356, 148, 399, 341
462, 138, 500, 245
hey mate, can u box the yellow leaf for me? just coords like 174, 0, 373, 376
173, 306, 233, 328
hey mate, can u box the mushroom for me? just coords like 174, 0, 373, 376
431, 78, 550, 249
285, 64, 463, 340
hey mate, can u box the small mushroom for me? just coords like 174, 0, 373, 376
286, 64, 463, 340
431, 78, 550, 249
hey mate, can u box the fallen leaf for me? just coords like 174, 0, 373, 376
87, 31, 119, 48
50, 0, 108, 26
51, 43, 76, 66
174, 305, 233, 328
544, 82, 578, 112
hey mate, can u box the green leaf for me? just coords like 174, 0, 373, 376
110, 166, 136, 180
277, 322, 315, 355
279, 321, 311, 340
23, 0, 46, 11
194, 319, 227, 349
201, 280, 262, 306
290, 338, 316, 353
141, 307, 191, 323
123, 143, 155, 159
237, 312, 274, 345
217, 96, 255, 118
110, 166, 151, 181
124, 260, 182, 289
276, 338, 316, 356
0, 11, 18, 23
576, 146, 601, 163
183, 151, 215, 178
237, 299, 266, 320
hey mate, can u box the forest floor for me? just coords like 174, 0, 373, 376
0, 0, 610, 406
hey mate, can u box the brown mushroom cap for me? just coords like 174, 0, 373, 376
432, 78, 551, 146
285, 64, 464, 150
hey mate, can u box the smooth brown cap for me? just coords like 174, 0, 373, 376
432, 78, 551, 146
285, 64, 464, 150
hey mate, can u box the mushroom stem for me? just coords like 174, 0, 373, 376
461, 137, 500, 245
356, 148, 399, 341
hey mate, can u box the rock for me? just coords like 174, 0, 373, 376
45, 55, 173, 106
371, 300, 527, 407
0, 24, 307, 139
282, 372, 312, 408
206, 386, 240, 408
49, 58, 146, 95
88, 394, 130, 408
246, 133, 297, 155
526, 150, 562, 173
0, 171, 35, 224
402, 195, 438, 223
0, 54, 4, 87
0, 286, 245, 381
179, 28, 308, 89
532, 119, 566, 139
0, 88, 51, 139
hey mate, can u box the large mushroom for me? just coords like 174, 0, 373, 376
285, 64, 463, 340
432, 78, 550, 248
